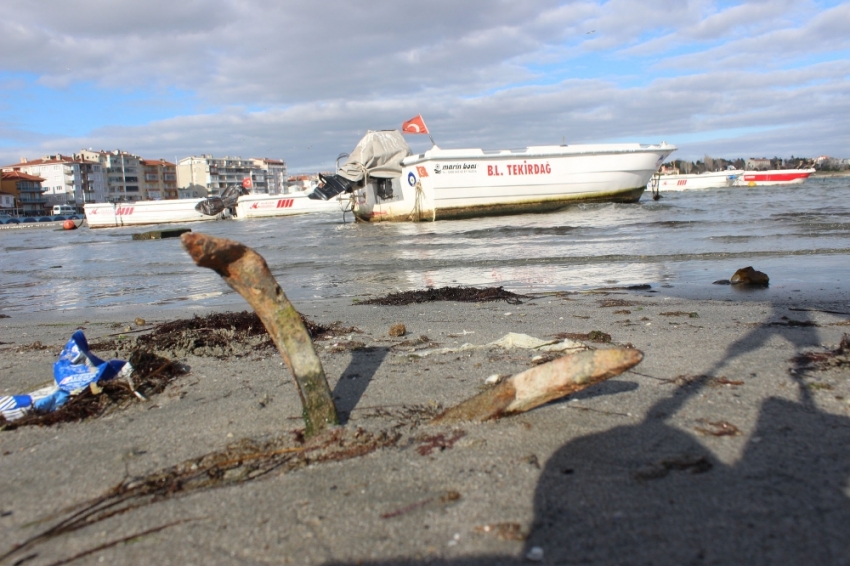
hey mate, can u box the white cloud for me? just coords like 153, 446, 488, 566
1, 0, 848, 169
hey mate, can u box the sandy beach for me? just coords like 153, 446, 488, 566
2, 284, 850, 565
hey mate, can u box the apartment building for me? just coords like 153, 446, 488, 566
0, 155, 106, 207
77, 149, 143, 202
0, 171, 48, 214
141, 159, 178, 199
251, 158, 288, 194
177, 155, 287, 197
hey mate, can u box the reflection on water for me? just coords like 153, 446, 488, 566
1, 177, 849, 314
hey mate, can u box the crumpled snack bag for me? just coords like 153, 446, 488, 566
0, 330, 130, 421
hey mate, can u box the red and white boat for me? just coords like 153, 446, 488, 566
736, 168, 815, 187
84, 199, 215, 228
233, 192, 343, 219
655, 169, 743, 191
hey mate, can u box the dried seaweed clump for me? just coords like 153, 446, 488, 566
1, 351, 183, 430
791, 333, 850, 370
96, 311, 357, 359
359, 286, 525, 306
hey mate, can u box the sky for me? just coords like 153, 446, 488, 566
1, 0, 848, 173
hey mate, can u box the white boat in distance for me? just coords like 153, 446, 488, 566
84, 199, 214, 228
311, 131, 676, 222
655, 169, 742, 191
85, 189, 342, 228
735, 168, 815, 187
234, 192, 343, 219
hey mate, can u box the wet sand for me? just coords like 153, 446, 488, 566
1, 287, 850, 565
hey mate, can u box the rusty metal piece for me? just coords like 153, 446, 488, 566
181, 232, 339, 436
431, 347, 643, 424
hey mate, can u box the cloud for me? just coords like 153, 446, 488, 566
0, 0, 848, 169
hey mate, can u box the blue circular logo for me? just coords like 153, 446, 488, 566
408, 172, 417, 186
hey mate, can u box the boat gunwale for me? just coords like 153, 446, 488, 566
402, 144, 676, 166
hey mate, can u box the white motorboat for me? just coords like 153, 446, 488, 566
84, 199, 217, 228
654, 169, 742, 191
735, 169, 815, 186
311, 131, 676, 222
233, 192, 343, 219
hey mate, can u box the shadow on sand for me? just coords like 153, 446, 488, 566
328, 303, 850, 565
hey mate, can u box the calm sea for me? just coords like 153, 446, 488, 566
2, 176, 849, 316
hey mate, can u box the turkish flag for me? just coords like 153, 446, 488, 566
402, 115, 429, 134
242, 177, 253, 189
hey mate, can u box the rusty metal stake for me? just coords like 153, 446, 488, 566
432, 348, 643, 424
181, 232, 339, 437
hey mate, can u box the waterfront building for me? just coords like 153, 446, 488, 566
251, 158, 288, 195
177, 155, 287, 197
0, 155, 106, 207
0, 171, 48, 214
76, 149, 143, 203
140, 159, 178, 199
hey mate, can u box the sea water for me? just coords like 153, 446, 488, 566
1, 176, 849, 315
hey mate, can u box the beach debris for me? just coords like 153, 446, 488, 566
380, 490, 462, 519
485, 374, 503, 385
389, 323, 406, 337
132, 228, 191, 240
1, 426, 399, 564
474, 522, 528, 541
694, 419, 741, 437
415, 430, 466, 455
181, 232, 339, 436
432, 347, 643, 423
2, 351, 180, 429
526, 546, 545, 561
791, 333, 850, 370
358, 285, 526, 305
410, 332, 587, 358
0, 330, 130, 422
633, 454, 713, 481
730, 266, 769, 286
556, 330, 615, 343
660, 311, 700, 318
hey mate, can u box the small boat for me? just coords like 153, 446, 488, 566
311, 130, 676, 222
84, 199, 218, 228
654, 169, 742, 191
233, 191, 344, 219
736, 168, 815, 186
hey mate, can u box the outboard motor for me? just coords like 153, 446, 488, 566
308, 173, 352, 200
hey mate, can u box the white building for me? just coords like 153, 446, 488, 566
177, 155, 287, 197
77, 149, 144, 203
0, 154, 106, 206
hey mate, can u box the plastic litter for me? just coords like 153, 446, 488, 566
0, 330, 131, 421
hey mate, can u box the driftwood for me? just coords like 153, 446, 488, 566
181, 232, 339, 436
432, 348, 643, 423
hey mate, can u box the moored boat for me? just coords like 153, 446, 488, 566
736, 168, 815, 186
84, 199, 218, 228
233, 191, 343, 219
655, 169, 742, 191
311, 130, 675, 222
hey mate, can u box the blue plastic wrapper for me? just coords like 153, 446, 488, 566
0, 330, 129, 421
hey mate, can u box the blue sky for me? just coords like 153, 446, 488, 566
1, 0, 848, 171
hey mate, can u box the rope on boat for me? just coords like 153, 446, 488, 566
408, 181, 434, 222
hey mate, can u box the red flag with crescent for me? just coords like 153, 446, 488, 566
402, 115, 429, 134
242, 177, 253, 189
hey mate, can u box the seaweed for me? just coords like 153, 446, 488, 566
358, 286, 525, 306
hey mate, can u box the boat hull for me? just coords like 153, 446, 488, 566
656, 170, 741, 191
736, 169, 815, 186
351, 143, 675, 222
84, 199, 214, 228
234, 193, 342, 219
